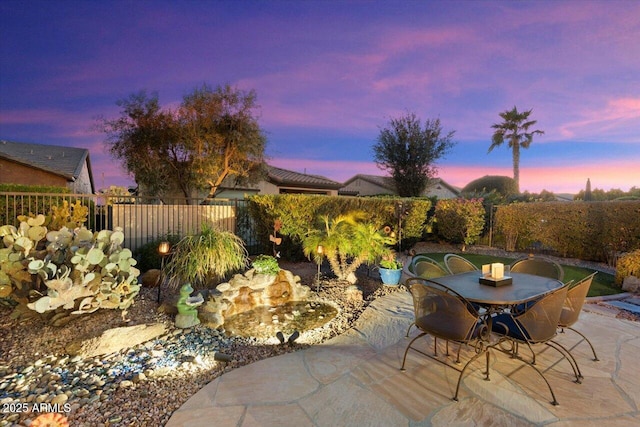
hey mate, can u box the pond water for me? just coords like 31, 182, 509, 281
223, 300, 338, 339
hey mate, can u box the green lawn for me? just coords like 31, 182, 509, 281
417, 252, 619, 297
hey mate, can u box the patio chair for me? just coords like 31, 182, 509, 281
400, 278, 489, 402
444, 253, 479, 275
413, 257, 448, 279
491, 283, 579, 405
556, 272, 599, 361
405, 256, 448, 337
510, 256, 565, 282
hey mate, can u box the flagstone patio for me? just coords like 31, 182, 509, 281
167, 292, 640, 426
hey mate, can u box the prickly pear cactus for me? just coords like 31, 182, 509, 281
0, 209, 140, 321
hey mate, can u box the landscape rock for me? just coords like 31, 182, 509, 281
622, 275, 640, 293
65, 323, 168, 357
140, 269, 161, 288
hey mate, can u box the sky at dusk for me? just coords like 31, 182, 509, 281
1, 0, 639, 194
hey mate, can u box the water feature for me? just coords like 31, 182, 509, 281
222, 300, 338, 339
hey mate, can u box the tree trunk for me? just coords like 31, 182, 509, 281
512, 143, 520, 193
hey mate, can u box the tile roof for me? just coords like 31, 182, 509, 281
0, 140, 91, 181
266, 165, 343, 189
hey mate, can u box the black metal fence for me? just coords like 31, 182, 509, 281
0, 192, 263, 254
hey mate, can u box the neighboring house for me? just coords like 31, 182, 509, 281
339, 174, 459, 199
158, 164, 344, 202
216, 165, 343, 198
0, 140, 95, 194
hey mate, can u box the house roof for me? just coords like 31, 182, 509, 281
340, 174, 460, 197
266, 165, 343, 189
342, 174, 396, 191
0, 140, 93, 184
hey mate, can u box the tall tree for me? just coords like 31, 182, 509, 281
179, 84, 267, 199
99, 84, 267, 200
585, 178, 593, 201
489, 106, 544, 192
373, 113, 455, 197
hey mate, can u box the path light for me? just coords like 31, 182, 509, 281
316, 245, 324, 292
158, 241, 171, 303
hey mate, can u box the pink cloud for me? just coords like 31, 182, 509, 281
558, 97, 640, 141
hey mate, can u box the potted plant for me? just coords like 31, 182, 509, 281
379, 252, 403, 286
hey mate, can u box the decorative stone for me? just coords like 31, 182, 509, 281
622, 275, 640, 293
140, 269, 161, 288
51, 393, 68, 405
344, 285, 363, 302
65, 323, 168, 357
205, 269, 312, 328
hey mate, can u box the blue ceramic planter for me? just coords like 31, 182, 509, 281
379, 267, 402, 286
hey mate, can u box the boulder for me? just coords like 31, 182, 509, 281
622, 275, 640, 293
140, 269, 161, 288
66, 323, 168, 357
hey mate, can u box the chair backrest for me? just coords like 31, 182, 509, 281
415, 260, 448, 279
510, 256, 564, 282
409, 255, 448, 279
514, 283, 569, 343
444, 253, 479, 275
559, 272, 597, 328
407, 278, 480, 342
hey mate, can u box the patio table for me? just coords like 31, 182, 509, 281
429, 271, 564, 307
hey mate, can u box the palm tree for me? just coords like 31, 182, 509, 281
489, 106, 544, 192
302, 211, 394, 285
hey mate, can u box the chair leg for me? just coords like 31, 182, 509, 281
568, 327, 599, 361
519, 358, 559, 406
405, 321, 415, 338
548, 340, 583, 383
490, 341, 559, 406
453, 346, 489, 401
400, 332, 428, 371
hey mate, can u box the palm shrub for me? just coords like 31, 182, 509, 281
164, 224, 248, 289
302, 211, 394, 285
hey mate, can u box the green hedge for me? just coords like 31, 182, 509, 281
434, 198, 485, 248
494, 201, 640, 263
248, 195, 432, 257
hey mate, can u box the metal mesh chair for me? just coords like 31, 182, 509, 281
400, 278, 489, 401
510, 256, 564, 282
405, 256, 448, 337
491, 283, 577, 405
557, 272, 599, 361
444, 253, 479, 275
414, 257, 448, 279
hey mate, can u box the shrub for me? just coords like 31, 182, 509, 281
164, 224, 248, 289
493, 201, 640, 262
462, 175, 518, 197
251, 254, 280, 275
248, 194, 431, 257
301, 211, 394, 284
615, 250, 640, 286
434, 198, 485, 250
133, 234, 182, 272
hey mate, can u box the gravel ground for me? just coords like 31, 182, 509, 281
0, 244, 634, 426
0, 259, 402, 427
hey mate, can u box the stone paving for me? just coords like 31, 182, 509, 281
167, 292, 640, 427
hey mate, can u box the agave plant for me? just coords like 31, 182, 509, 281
164, 224, 248, 289
302, 211, 395, 284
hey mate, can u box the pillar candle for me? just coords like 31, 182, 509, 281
491, 263, 504, 279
